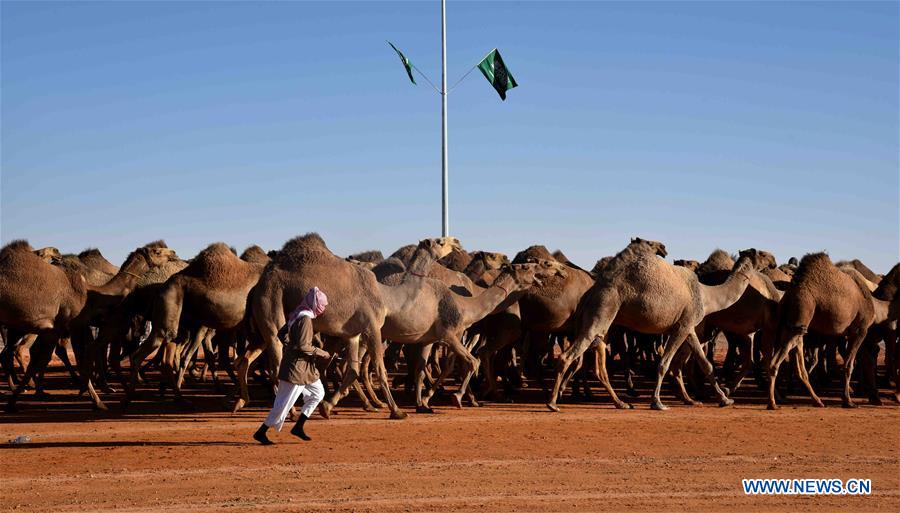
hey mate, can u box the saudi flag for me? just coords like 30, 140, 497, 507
477, 49, 517, 100
388, 41, 416, 85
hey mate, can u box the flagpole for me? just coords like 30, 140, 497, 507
441, 0, 449, 237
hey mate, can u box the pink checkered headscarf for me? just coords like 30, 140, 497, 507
285, 286, 328, 327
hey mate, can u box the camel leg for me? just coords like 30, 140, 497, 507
857, 340, 881, 405
415, 344, 434, 412
792, 339, 825, 407
477, 335, 510, 400
6, 333, 57, 412
684, 331, 732, 407
591, 339, 632, 409
366, 330, 406, 419
547, 335, 602, 412
359, 350, 387, 409
350, 347, 379, 412
650, 328, 691, 411
437, 334, 479, 409
318, 335, 362, 418
53, 339, 80, 389
841, 328, 868, 408
70, 326, 107, 411
767, 332, 799, 410
669, 343, 701, 406
176, 327, 207, 390
724, 333, 753, 397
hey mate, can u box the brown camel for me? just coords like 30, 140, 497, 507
464, 251, 509, 282
836, 259, 881, 284
1, 241, 88, 409
3, 241, 177, 410
438, 247, 473, 272
768, 253, 875, 409
236, 233, 405, 418
694, 250, 784, 396
34, 246, 61, 262
547, 243, 759, 412
123, 243, 269, 405
674, 259, 700, 272
516, 239, 667, 395
336, 261, 563, 414
349, 250, 385, 263
872, 264, 899, 401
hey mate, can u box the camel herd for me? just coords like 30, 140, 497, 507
1, 234, 897, 419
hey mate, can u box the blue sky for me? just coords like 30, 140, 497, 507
2, 1, 897, 272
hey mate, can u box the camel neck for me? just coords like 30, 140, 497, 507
406, 250, 437, 276
699, 267, 751, 317
92, 256, 148, 296
457, 278, 517, 326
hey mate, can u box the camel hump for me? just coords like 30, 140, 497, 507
143, 240, 169, 249
439, 248, 472, 272
276, 233, 333, 270
182, 242, 249, 286
350, 250, 384, 263
78, 248, 103, 259
240, 245, 269, 264
792, 252, 833, 285
697, 249, 735, 275
512, 245, 554, 264
1, 239, 34, 254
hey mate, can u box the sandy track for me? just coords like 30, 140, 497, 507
3, 377, 899, 513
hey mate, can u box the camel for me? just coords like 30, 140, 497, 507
464, 251, 509, 282
674, 259, 700, 272
696, 249, 735, 276
333, 261, 563, 414
546, 243, 760, 412
234, 234, 459, 418
34, 246, 61, 262
5, 247, 124, 391
763, 266, 793, 290
768, 253, 876, 409
349, 250, 384, 263
1, 241, 88, 408
3, 241, 177, 410
123, 243, 269, 405
438, 247, 473, 272
515, 239, 667, 396
836, 259, 881, 284
694, 250, 784, 396
871, 264, 900, 401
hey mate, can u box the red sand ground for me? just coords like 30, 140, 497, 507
2, 364, 899, 512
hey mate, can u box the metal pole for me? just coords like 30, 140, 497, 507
441, 0, 449, 237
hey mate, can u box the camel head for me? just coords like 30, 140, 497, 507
413, 237, 462, 262
469, 251, 509, 270
754, 250, 778, 270
738, 248, 775, 272
34, 246, 62, 262
732, 249, 761, 276
498, 259, 568, 290
630, 237, 667, 258
674, 259, 700, 272
135, 245, 179, 268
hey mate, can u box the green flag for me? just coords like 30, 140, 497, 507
388, 41, 416, 85
477, 49, 517, 100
